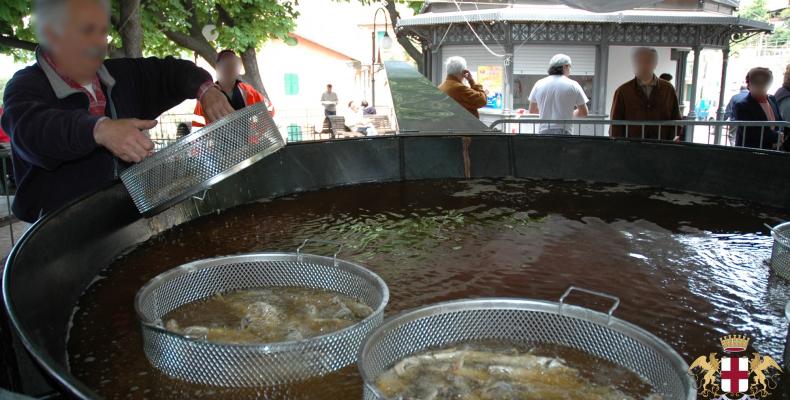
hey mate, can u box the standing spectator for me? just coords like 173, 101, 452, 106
1, 0, 233, 222
731, 67, 783, 150
176, 122, 191, 138
774, 64, 790, 122
725, 85, 749, 121
610, 47, 683, 141
528, 54, 589, 134
361, 100, 377, 116
321, 84, 339, 116
193, 49, 272, 128
438, 56, 487, 118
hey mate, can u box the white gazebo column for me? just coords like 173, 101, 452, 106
593, 43, 610, 115
672, 49, 689, 114
431, 46, 443, 85
503, 50, 514, 112
686, 46, 702, 121
714, 47, 730, 144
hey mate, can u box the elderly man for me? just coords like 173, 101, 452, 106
731, 67, 783, 150
438, 56, 487, 118
1, 0, 234, 222
193, 49, 273, 127
610, 47, 683, 141
528, 54, 589, 134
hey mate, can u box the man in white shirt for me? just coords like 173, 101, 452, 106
321, 84, 339, 116
528, 54, 589, 134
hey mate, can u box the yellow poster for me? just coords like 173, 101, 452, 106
477, 65, 503, 109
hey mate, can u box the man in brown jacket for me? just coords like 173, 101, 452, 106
439, 56, 488, 118
610, 47, 683, 141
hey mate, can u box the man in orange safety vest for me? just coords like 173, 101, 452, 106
193, 49, 274, 127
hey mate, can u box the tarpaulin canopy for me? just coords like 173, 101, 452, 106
558, 0, 659, 12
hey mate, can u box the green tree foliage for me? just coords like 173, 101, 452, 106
736, 0, 789, 51
740, 0, 769, 22
0, 0, 36, 60
143, 0, 297, 62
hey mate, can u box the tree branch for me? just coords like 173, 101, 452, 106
0, 35, 37, 52
162, 29, 218, 67
216, 4, 236, 27
384, 1, 423, 71
151, 8, 218, 67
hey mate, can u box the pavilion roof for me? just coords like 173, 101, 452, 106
398, 6, 773, 33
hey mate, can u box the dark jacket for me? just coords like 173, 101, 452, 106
1, 49, 212, 222
610, 77, 683, 140
730, 92, 782, 150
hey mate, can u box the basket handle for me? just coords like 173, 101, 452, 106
558, 286, 620, 325
764, 223, 790, 242
296, 239, 344, 266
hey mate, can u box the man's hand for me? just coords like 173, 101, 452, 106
200, 87, 234, 123
462, 69, 476, 85
94, 118, 156, 163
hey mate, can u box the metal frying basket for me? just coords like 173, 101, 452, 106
359, 287, 694, 400
121, 102, 285, 215
134, 240, 389, 387
769, 222, 790, 280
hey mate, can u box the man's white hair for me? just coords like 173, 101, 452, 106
632, 47, 658, 62
34, 0, 110, 48
445, 56, 468, 77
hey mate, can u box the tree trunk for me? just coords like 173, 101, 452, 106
240, 47, 269, 99
119, 0, 143, 57
384, 0, 424, 72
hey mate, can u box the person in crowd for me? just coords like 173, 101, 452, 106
659, 73, 673, 83
731, 67, 783, 150
321, 84, 339, 116
361, 100, 377, 116
610, 47, 683, 141
438, 56, 487, 118
774, 64, 790, 122
527, 54, 589, 134
176, 122, 191, 138
193, 49, 273, 128
0, 0, 233, 222
344, 101, 373, 136
725, 85, 749, 121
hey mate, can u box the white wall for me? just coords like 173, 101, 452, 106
605, 46, 677, 116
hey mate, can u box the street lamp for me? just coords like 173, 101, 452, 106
371, 7, 392, 107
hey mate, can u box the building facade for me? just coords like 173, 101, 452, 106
398, 0, 772, 128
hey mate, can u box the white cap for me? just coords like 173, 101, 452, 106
549, 54, 572, 68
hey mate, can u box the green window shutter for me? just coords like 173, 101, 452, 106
284, 73, 299, 95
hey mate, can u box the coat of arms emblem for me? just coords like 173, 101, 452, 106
688, 335, 783, 399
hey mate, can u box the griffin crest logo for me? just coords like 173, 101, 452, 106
688, 335, 783, 399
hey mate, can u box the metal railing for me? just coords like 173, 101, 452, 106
153, 107, 399, 146
489, 118, 790, 151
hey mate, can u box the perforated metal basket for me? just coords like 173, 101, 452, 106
134, 240, 389, 387
359, 287, 695, 400
769, 222, 790, 280
121, 102, 285, 215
